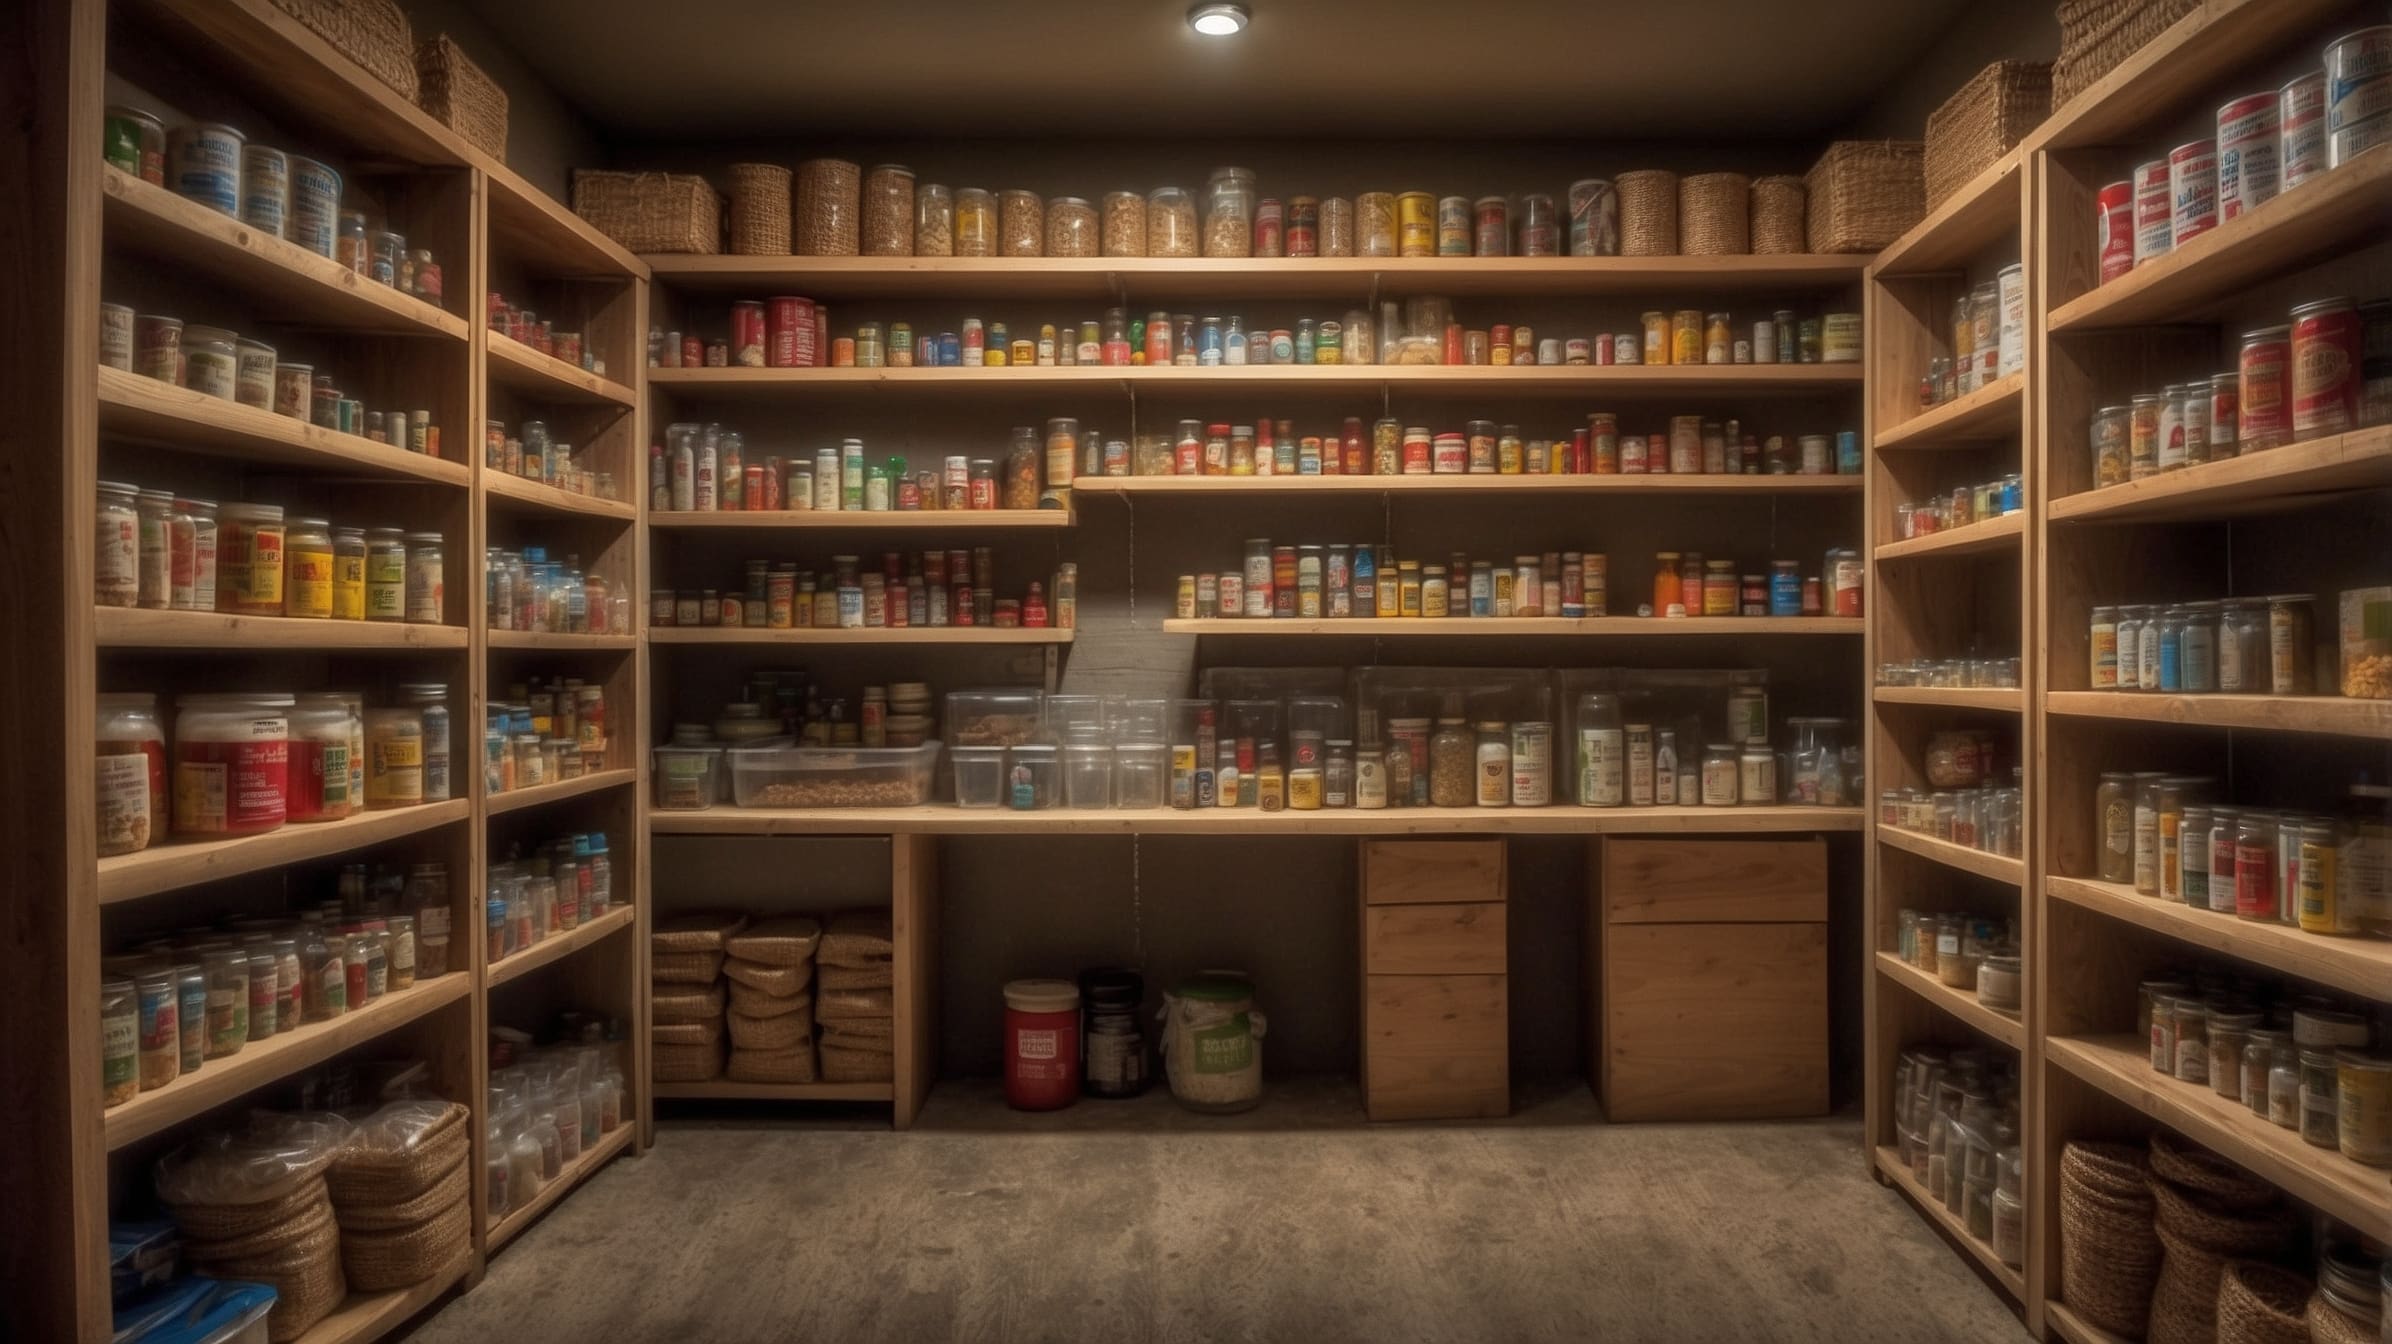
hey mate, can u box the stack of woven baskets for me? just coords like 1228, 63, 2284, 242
1608, 170, 1809, 257
325, 1100, 472, 1295
652, 912, 746, 1082
2053, 0, 2202, 110
724, 917, 822, 1084
2060, 1140, 2163, 1338
2145, 1134, 2295, 1344
817, 910, 896, 1084
153, 1115, 345, 1341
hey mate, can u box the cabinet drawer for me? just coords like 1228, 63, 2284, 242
1363, 839, 1506, 905
1601, 837, 1827, 924
1364, 901, 1507, 975
1363, 973, 1508, 1121
1601, 921, 1828, 1121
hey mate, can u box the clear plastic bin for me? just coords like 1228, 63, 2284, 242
1116, 742, 1168, 807
947, 689, 1044, 746
653, 745, 722, 810
1044, 694, 1107, 742
1110, 697, 1169, 743
1007, 743, 1059, 809
952, 745, 1005, 807
725, 737, 941, 808
1063, 743, 1114, 808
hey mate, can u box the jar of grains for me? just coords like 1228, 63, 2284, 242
1147, 186, 1197, 257
1160, 972, 1265, 1113
997, 190, 1043, 257
795, 158, 860, 255
1101, 191, 1145, 257
1320, 196, 1355, 256
1046, 196, 1096, 258
953, 188, 995, 257
860, 164, 913, 256
914, 183, 953, 256
1203, 167, 1256, 258
1357, 192, 1399, 256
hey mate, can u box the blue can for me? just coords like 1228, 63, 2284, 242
1197, 316, 1224, 366
1768, 564, 1802, 616
1835, 430, 1862, 475
1269, 329, 1294, 363
1294, 319, 1316, 364
2000, 473, 2023, 513
1469, 564, 1493, 616
2158, 623, 2182, 691
1352, 545, 1377, 610
168, 122, 242, 216
938, 333, 960, 366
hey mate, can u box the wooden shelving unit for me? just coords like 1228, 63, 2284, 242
1872, 374, 2025, 450
484, 471, 640, 521
649, 803, 1866, 837
1876, 954, 2025, 1050
2044, 690, 2392, 740
1870, 686, 2023, 713
2045, 876, 2392, 1002
98, 801, 473, 904
1872, 511, 2025, 562
1072, 473, 1860, 497
649, 362, 1864, 399
97, 367, 472, 487
1162, 616, 1862, 638
1872, 1145, 2028, 1298
1876, 826, 2026, 887
488, 1123, 635, 1252
650, 508, 1074, 529
93, 608, 470, 651
651, 1080, 898, 1101
648, 625, 1073, 646
486, 769, 641, 817
2046, 425, 2392, 524
488, 332, 639, 408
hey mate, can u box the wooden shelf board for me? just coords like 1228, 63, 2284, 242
99, 799, 472, 904
2047, 1035, 2391, 1241
483, 471, 638, 522
488, 1122, 634, 1252
1164, 616, 1863, 638
1873, 512, 2024, 562
1871, 150, 2025, 277
2044, 691, 2392, 741
2045, 1301, 2136, 1344
652, 1080, 896, 1102
2029, 0, 2358, 151
485, 769, 638, 817
1877, 826, 2026, 886
102, 168, 467, 340
489, 905, 637, 988
650, 509, 1072, 530
485, 630, 640, 653
488, 334, 638, 409
2051, 147, 2392, 332
650, 803, 1867, 837
1071, 472, 1860, 497
649, 626, 1073, 646
103, 975, 471, 1149
640, 253, 1871, 301
94, 607, 467, 651
291, 1250, 472, 1344
2047, 427, 2392, 525
647, 363, 1864, 400
1871, 375, 2025, 451
1871, 686, 2024, 712
2046, 874, 2392, 1000
484, 169, 647, 281
98, 366, 471, 488
1870, 1145, 2028, 1299
1875, 953, 2026, 1049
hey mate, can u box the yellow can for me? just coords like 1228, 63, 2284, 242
283, 516, 333, 619
1288, 767, 1322, 811
2296, 821, 2343, 933
1641, 312, 1671, 365
1672, 309, 1705, 366
1395, 192, 1435, 257
330, 526, 365, 620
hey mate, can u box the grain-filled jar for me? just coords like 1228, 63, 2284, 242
400, 683, 451, 803
953, 187, 995, 257
96, 692, 165, 856
173, 692, 291, 836
181, 324, 239, 399
795, 158, 860, 255
1002, 978, 1081, 1111
2266, 593, 2314, 694
1046, 196, 1097, 258
860, 164, 913, 256
1100, 190, 1145, 257
363, 706, 424, 808
997, 189, 1043, 257
287, 692, 355, 823
1355, 191, 1398, 256
100, 976, 138, 1106
1146, 186, 1196, 257
363, 527, 406, 621
281, 516, 333, 618
404, 530, 444, 623
1203, 167, 1255, 258
96, 482, 139, 607
913, 183, 953, 256
216, 502, 285, 615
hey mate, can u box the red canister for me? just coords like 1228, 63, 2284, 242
2167, 139, 2218, 248
767, 295, 816, 368
2131, 159, 2173, 264
2095, 181, 2135, 283
2215, 92, 2280, 219
1003, 979, 1081, 1110
2289, 297, 2360, 441
2238, 324, 2293, 452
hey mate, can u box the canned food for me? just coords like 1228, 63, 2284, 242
239, 145, 289, 239
99, 303, 134, 371
2324, 28, 2392, 135
167, 122, 242, 216
2281, 73, 2328, 189
104, 106, 166, 184
768, 296, 817, 368
2131, 159, 2172, 264
2289, 298, 2360, 440
2215, 93, 2281, 220
2091, 405, 2131, 486
1821, 313, 1863, 364
2167, 140, 2218, 248
2240, 325, 2293, 451
2096, 180, 2134, 282
286, 156, 340, 257
1395, 191, 1434, 257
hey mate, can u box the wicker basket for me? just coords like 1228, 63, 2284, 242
2054, 0, 2201, 109
1750, 176, 1807, 254
413, 34, 506, 161
2064, 1140, 2153, 1198
729, 1001, 814, 1050
168, 1175, 331, 1243
2306, 1288, 2376, 1344
2148, 1184, 2298, 1344
269, 0, 417, 100
819, 1043, 895, 1083
333, 1154, 469, 1233
652, 1038, 725, 1082
2215, 1262, 2312, 1344
1615, 170, 1679, 257
1805, 141, 1925, 253
654, 911, 749, 952
727, 163, 792, 256
340, 1195, 469, 1292
325, 1102, 468, 1209
186, 1198, 347, 1341
651, 949, 725, 984
654, 983, 727, 1023
572, 171, 722, 256
2059, 1143, 2161, 1339
184, 1195, 336, 1265
1678, 173, 1751, 255
726, 915, 822, 967
724, 956, 811, 996
2150, 1132, 2276, 1208
729, 980, 810, 1018
1925, 62, 2053, 208
727, 1046, 819, 1085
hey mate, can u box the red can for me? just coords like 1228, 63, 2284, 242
2132, 159, 2173, 264
2289, 297, 2360, 441
767, 296, 816, 368
1286, 197, 1319, 257
743, 463, 766, 509
2238, 324, 2292, 451
2215, 92, 2281, 219
1002, 980, 1081, 1111
2095, 181, 2135, 283
2167, 139, 2219, 248
680, 333, 703, 367
1252, 198, 1283, 258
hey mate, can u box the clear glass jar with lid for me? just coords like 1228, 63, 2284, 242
96, 691, 164, 856
1699, 743, 1739, 806
2179, 600, 2220, 691
1573, 692, 1623, 806
363, 527, 407, 621
953, 187, 995, 257
180, 324, 238, 399
399, 683, 450, 802
2217, 598, 2267, 691
2156, 605, 2189, 691
860, 164, 914, 256
913, 183, 953, 256
363, 706, 424, 809
403, 531, 444, 623
1045, 196, 1097, 258
996, 189, 1043, 257
1147, 186, 1196, 257
1428, 717, 1474, 807
1203, 167, 1256, 258
96, 481, 140, 607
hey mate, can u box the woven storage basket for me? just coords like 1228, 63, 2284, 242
820, 909, 893, 965
819, 1043, 895, 1083
652, 949, 725, 984
1925, 62, 2052, 208
169, 1174, 331, 1243
572, 171, 722, 255
729, 980, 810, 1018
2065, 1140, 2153, 1198
727, 1047, 820, 1085
188, 1202, 345, 1343
652, 1038, 725, 1082
2305, 1289, 2376, 1344
1615, 170, 1679, 257
655, 911, 749, 952
1750, 176, 1807, 254
2216, 1263, 2313, 1344
2150, 1133, 2277, 1208
654, 983, 727, 1024
2151, 1180, 2293, 1253
729, 1003, 815, 1050
2054, 0, 2201, 109
1678, 173, 1751, 255
325, 1102, 467, 1208
333, 1154, 468, 1233
818, 986, 894, 1019
2149, 1186, 2297, 1344
269, 0, 417, 100
727, 163, 793, 256
341, 1193, 469, 1292
2059, 1149, 2161, 1339
1805, 141, 1925, 253
724, 956, 811, 996
726, 915, 822, 967
652, 1017, 724, 1046
184, 1193, 336, 1265
818, 962, 892, 990
413, 34, 506, 161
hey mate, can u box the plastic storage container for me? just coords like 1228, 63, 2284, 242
652, 745, 723, 810
726, 737, 941, 807
946, 689, 1044, 746
951, 745, 1006, 807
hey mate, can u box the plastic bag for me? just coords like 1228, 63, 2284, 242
343, 1099, 460, 1159
154, 1112, 354, 1207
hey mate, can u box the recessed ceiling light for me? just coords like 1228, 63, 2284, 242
1188, 3, 1248, 36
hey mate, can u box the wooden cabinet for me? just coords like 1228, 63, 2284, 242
1360, 841, 1509, 1120
1594, 837, 1829, 1122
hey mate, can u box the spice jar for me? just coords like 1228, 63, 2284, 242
860, 164, 913, 256
954, 187, 995, 257
364, 706, 424, 809
2337, 1050, 2392, 1166
2095, 771, 2134, 882
2267, 594, 2315, 694
404, 530, 444, 623
96, 692, 165, 857
280, 515, 333, 619
2301, 1047, 2342, 1148
400, 683, 452, 803
1046, 196, 1097, 258
997, 189, 1043, 257
201, 948, 248, 1058
363, 527, 406, 621
99, 976, 138, 1106
95, 482, 140, 607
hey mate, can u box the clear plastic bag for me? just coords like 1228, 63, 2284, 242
155, 1111, 355, 1206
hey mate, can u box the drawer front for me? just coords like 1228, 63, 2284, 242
1364, 901, 1507, 975
1601, 837, 1827, 924
1363, 839, 1506, 906
1363, 973, 1508, 1121
1601, 921, 1828, 1121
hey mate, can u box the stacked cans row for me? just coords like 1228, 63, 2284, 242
101, 303, 440, 453
653, 552, 1077, 633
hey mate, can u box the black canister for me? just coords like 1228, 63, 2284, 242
1079, 967, 1147, 1098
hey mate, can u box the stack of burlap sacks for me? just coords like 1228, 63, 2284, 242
651, 912, 743, 1082
816, 910, 894, 1083
724, 917, 822, 1083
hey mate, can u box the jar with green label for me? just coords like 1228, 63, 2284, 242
1160, 972, 1264, 1114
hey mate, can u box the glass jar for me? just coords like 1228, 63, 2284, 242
2131, 772, 2168, 894
2300, 1047, 2341, 1148
2180, 600, 2220, 691
100, 976, 137, 1107
1739, 744, 1777, 804
1429, 717, 1474, 807
2337, 1050, 2392, 1165
2235, 811, 2279, 920
1046, 196, 1096, 258
95, 481, 139, 607
953, 187, 995, 257
1203, 167, 1255, 258
860, 163, 913, 256
1933, 915, 1975, 989
96, 691, 164, 857
1147, 186, 1196, 258
1473, 723, 1510, 807
2206, 1009, 2263, 1101
2218, 599, 2268, 692
1003, 427, 1041, 511
2242, 1029, 2289, 1119
400, 683, 451, 803
1699, 743, 1739, 806
1574, 693, 1623, 806
2267, 594, 2315, 695
914, 182, 953, 256
404, 531, 444, 623
997, 189, 1043, 257
363, 706, 425, 809
216, 502, 286, 616
363, 526, 406, 621
181, 324, 238, 399
201, 948, 248, 1058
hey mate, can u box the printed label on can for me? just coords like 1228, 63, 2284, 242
2132, 160, 2173, 264
239, 146, 289, 239
2216, 93, 2281, 219
2282, 73, 2328, 189
168, 123, 242, 217
2168, 140, 2219, 247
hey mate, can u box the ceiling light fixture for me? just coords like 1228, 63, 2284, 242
1188, 3, 1249, 36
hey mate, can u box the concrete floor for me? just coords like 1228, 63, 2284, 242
405, 1081, 2026, 1344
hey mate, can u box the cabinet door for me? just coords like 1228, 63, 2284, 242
1363, 974, 1508, 1121
1364, 901, 1507, 975
1601, 922, 1828, 1122
1363, 840, 1506, 905
1602, 837, 1827, 924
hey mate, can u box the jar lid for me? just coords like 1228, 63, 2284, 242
1174, 971, 1252, 1003
1003, 978, 1079, 1013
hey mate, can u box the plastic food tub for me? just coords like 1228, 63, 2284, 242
726, 737, 942, 807
946, 689, 1044, 746
653, 745, 724, 810
952, 745, 1005, 806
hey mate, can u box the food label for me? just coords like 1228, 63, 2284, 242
96, 753, 150, 854
1191, 1014, 1254, 1075
1579, 729, 1623, 805
286, 546, 333, 617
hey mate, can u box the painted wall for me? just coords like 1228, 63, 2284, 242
1835, 0, 2060, 140
398, 0, 606, 197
